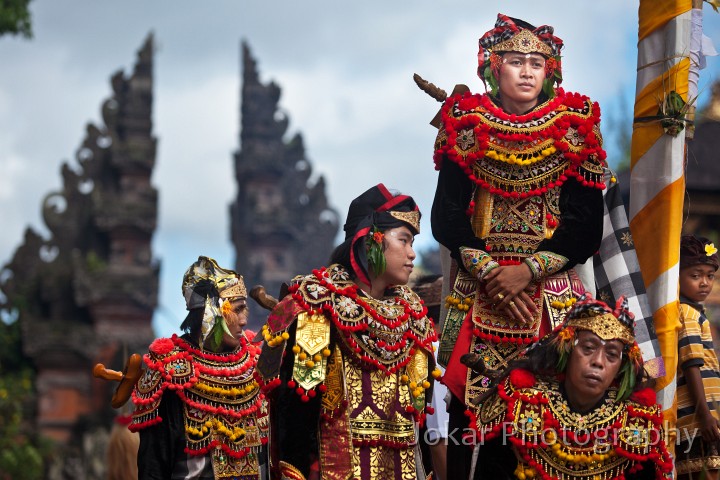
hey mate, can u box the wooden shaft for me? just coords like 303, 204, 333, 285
93, 363, 123, 382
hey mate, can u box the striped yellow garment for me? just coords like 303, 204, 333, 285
630, 0, 692, 456
676, 302, 720, 442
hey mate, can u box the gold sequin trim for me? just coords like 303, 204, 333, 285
388, 210, 420, 233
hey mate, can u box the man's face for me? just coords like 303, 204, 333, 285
221, 298, 248, 349
679, 264, 716, 303
497, 52, 545, 107
564, 330, 624, 410
376, 226, 416, 287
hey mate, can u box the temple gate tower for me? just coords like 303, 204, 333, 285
0, 34, 158, 446
230, 42, 339, 321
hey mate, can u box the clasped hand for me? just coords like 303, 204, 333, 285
484, 264, 537, 324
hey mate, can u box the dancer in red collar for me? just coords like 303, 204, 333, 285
257, 184, 438, 480
430, 14, 606, 479
130, 256, 268, 479
471, 295, 673, 479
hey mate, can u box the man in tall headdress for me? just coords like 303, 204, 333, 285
130, 256, 268, 479
257, 184, 439, 480
430, 14, 606, 479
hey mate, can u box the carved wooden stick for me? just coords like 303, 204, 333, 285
250, 285, 279, 311
93, 353, 143, 409
93, 364, 123, 382
413, 73, 448, 102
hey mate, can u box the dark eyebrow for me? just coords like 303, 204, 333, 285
395, 229, 413, 239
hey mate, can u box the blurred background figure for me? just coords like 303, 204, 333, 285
106, 414, 139, 480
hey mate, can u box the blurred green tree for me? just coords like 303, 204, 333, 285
0, 0, 32, 38
0, 318, 48, 479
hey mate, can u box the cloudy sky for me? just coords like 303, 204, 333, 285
2, 1, 719, 337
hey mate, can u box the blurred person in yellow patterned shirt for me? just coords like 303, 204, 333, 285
676, 235, 720, 479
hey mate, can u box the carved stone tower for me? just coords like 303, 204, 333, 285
230, 42, 339, 321
0, 34, 159, 444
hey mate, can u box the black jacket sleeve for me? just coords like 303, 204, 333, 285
535, 177, 604, 270
431, 160, 485, 267
137, 392, 186, 479
272, 319, 322, 478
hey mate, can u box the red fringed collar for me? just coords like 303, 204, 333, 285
130, 335, 268, 460
289, 264, 437, 374
469, 371, 673, 479
434, 88, 607, 199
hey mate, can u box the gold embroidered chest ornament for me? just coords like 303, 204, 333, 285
472, 295, 673, 480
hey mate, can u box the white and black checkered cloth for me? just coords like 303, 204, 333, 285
592, 168, 664, 375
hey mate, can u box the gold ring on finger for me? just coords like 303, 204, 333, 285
497, 293, 504, 300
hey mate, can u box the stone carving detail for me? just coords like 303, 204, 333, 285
0, 34, 159, 453
230, 42, 339, 320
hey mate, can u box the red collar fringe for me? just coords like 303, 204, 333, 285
289, 266, 436, 375
434, 88, 607, 198
465, 370, 673, 479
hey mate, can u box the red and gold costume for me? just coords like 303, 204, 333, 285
257, 264, 437, 480
472, 369, 673, 480
131, 256, 268, 480
131, 334, 268, 479
432, 14, 606, 413
434, 86, 607, 407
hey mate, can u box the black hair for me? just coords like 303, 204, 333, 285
508, 16, 537, 30
180, 309, 204, 340
328, 240, 353, 274
179, 279, 219, 339
328, 217, 413, 278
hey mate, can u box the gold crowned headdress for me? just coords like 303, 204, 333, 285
551, 294, 642, 400
182, 256, 247, 348
477, 13, 564, 98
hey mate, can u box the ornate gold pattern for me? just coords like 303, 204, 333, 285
279, 461, 307, 480
361, 444, 417, 480
292, 312, 331, 390
388, 210, 421, 233
491, 28, 554, 56
131, 337, 266, 479
466, 336, 524, 407
292, 354, 328, 391
459, 246, 496, 280
219, 278, 247, 299
525, 251, 569, 281
476, 375, 673, 479
471, 150, 569, 195
342, 358, 415, 441
439, 268, 476, 367
676, 455, 720, 475
295, 312, 330, 355
291, 265, 435, 372
471, 187, 494, 238
566, 313, 635, 344
285, 265, 432, 479
342, 352, 419, 479
485, 194, 549, 254
542, 271, 585, 331
350, 414, 416, 439
295, 313, 330, 354
438, 91, 606, 196
320, 345, 344, 413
